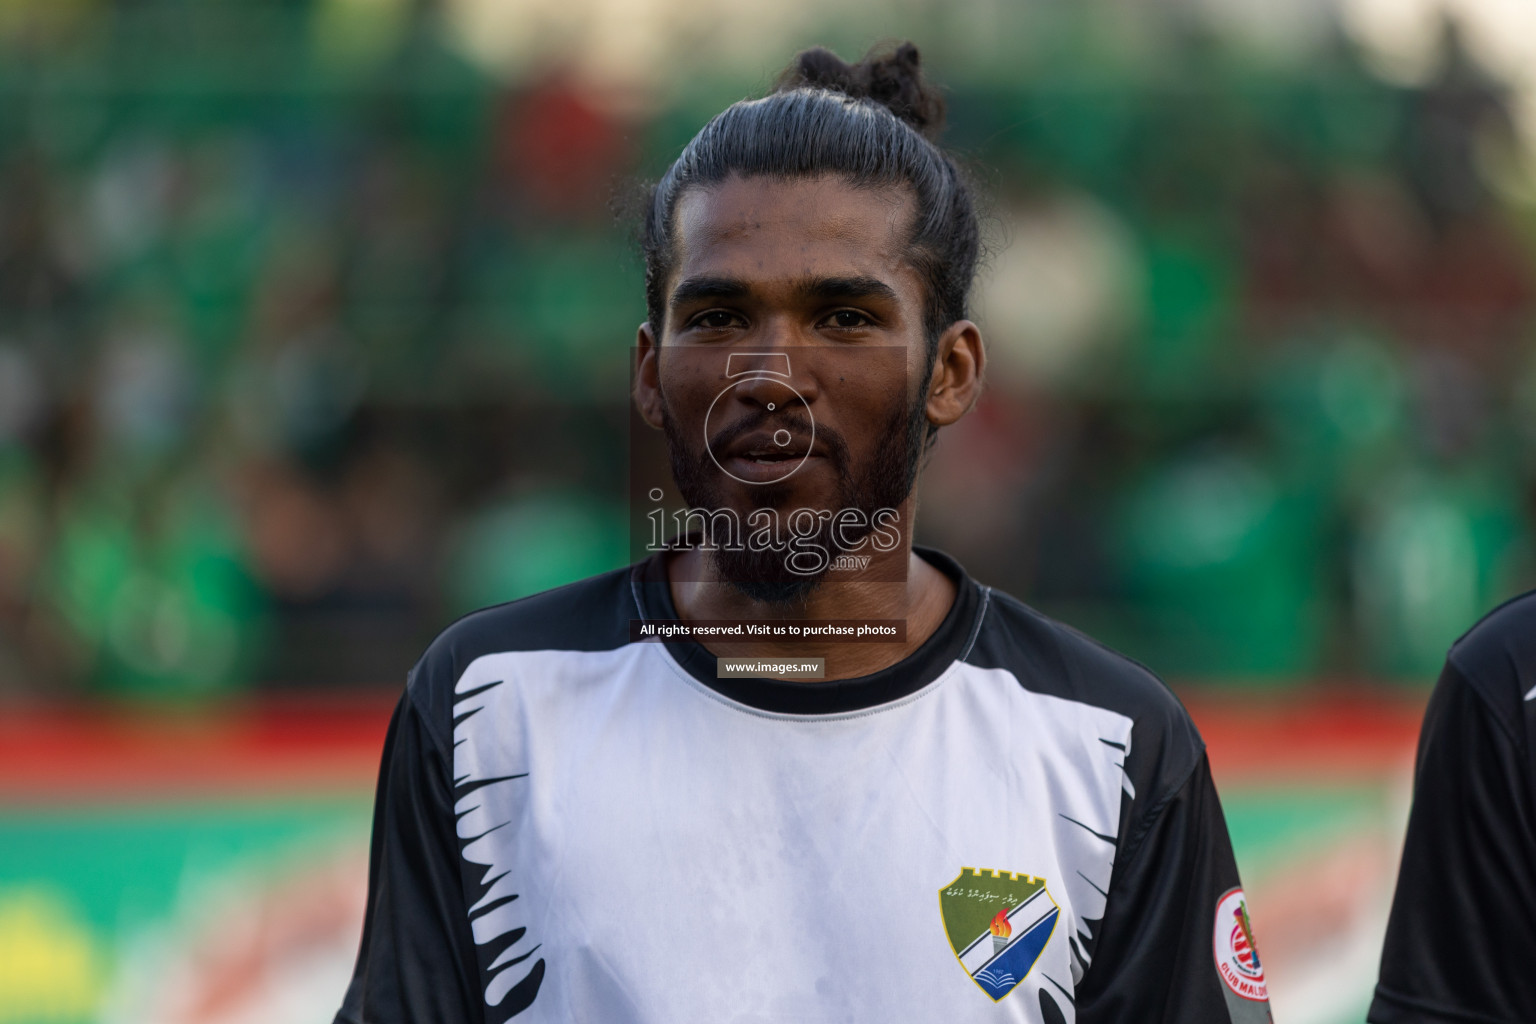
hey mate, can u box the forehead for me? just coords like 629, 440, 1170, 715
670, 174, 919, 290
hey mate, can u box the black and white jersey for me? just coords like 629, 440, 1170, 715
335, 549, 1271, 1024
1370, 590, 1536, 1024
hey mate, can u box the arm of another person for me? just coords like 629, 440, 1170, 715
334, 689, 483, 1024
1074, 753, 1273, 1024
1368, 661, 1536, 1024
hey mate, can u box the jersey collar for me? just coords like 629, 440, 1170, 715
630, 547, 985, 715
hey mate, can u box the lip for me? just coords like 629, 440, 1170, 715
722, 453, 823, 483
722, 430, 815, 462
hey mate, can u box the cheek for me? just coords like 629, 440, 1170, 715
832, 390, 914, 457
820, 353, 914, 428
657, 364, 721, 422
907, 343, 933, 396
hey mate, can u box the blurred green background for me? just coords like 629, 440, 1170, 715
1, 0, 1534, 1021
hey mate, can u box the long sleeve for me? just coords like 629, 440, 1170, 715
1369, 660, 1536, 1023
1075, 753, 1273, 1024
335, 688, 482, 1024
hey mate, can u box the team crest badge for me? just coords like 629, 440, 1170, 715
1213, 888, 1268, 1002
938, 868, 1059, 1001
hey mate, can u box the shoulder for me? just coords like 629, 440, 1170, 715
970, 588, 1201, 746
1445, 588, 1536, 737
966, 586, 1206, 806
403, 564, 638, 746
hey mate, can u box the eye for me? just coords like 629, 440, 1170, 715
824, 309, 873, 329
690, 310, 742, 331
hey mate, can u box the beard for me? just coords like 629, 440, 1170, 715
660, 383, 930, 606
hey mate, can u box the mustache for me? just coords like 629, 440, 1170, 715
705, 407, 835, 464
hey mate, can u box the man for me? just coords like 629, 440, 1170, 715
1369, 591, 1536, 1023
335, 43, 1271, 1023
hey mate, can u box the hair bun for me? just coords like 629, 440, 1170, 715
774, 41, 947, 142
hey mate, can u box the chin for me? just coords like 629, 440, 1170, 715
724, 572, 827, 606
714, 546, 830, 606
724, 464, 838, 508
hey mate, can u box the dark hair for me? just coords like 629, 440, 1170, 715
639, 42, 981, 350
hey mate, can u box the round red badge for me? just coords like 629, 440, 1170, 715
1213, 888, 1268, 1001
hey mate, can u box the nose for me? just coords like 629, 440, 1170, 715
723, 347, 819, 413
726, 351, 791, 380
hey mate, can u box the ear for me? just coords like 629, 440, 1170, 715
633, 322, 666, 430
925, 319, 985, 427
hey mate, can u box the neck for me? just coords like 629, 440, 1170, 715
665, 510, 958, 680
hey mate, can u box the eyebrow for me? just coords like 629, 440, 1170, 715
799, 275, 899, 304
668, 274, 899, 310
669, 276, 750, 310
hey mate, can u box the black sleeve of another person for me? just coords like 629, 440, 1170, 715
1075, 754, 1272, 1024
1369, 662, 1536, 1024
334, 690, 482, 1024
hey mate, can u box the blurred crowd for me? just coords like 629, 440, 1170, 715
938, 15, 1536, 682
0, 2, 1532, 697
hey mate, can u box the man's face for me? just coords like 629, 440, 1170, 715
647, 173, 934, 602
